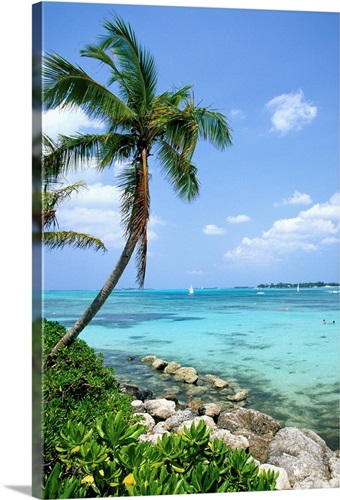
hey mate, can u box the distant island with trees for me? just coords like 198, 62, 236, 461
256, 282, 339, 289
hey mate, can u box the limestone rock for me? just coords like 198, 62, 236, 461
162, 409, 197, 432
134, 412, 156, 430
218, 407, 281, 436
164, 361, 181, 374
217, 407, 281, 462
227, 389, 249, 402
177, 415, 216, 433
205, 374, 229, 388
329, 456, 340, 479
198, 403, 221, 418
141, 355, 157, 363
139, 431, 170, 445
210, 428, 249, 451
293, 477, 331, 489
266, 427, 336, 487
131, 400, 144, 413
189, 400, 205, 413
152, 358, 168, 371
144, 398, 176, 420
186, 385, 208, 397
173, 366, 198, 384
258, 464, 291, 490
163, 392, 179, 405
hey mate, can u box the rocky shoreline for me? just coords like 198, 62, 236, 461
119, 354, 340, 490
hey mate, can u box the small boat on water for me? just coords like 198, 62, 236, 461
297, 283, 300, 293
188, 285, 194, 295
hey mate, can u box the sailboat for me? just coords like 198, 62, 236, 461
297, 283, 300, 293
188, 285, 194, 295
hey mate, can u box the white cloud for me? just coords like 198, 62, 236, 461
230, 109, 246, 120
274, 190, 312, 207
43, 106, 105, 139
186, 270, 204, 276
55, 182, 166, 249
266, 90, 317, 134
227, 214, 251, 224
299, 192, 340, 220
203, 224, 225, 235
224, 192, 339, 265
63, 182, 122, 208
58, 205, 124, 248
56, 182, 123, 248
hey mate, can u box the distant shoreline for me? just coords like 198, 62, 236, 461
256, 282, 340, 289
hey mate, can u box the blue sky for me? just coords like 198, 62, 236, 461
40, 0, 340, 290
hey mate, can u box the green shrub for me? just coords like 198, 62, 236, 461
44, 412, 278, 498
42, 320, 133, 474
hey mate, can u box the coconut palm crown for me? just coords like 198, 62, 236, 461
43, 14, 232, 355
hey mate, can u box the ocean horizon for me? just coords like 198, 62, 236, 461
44, 286, 340, 450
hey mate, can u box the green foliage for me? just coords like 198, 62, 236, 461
44, 410, 278, 498
43, 320, 133, 474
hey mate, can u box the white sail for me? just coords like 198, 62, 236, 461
188, 285, 194, 295
297, 283, 300, 293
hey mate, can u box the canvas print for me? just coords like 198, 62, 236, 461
32, 0, 340, 498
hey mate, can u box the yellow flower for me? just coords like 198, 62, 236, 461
81, 475, 94, 484
123, 473, 135, 486
99, 469, 104, 477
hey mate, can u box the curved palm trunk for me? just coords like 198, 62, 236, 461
48, 231, 139, 358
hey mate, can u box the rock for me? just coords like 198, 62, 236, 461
173, 366, 198, 384
134, 412, 156, 430
144, 398, 176, 420
186, 385, 208, 397
137, 388, 154, 402
218, 407, 281, 437
141, 355, 157, 363
198, 403, 221, 418
258, 464, 291, 490
164, 361, 181, 374
227, 389, 249, 402
217, 407, 281, 463
131, 400, 144, 412
293, 477, 331, 489
162, 409, 197, 432
121, 384, 141, 398
329, 456, 340, 479
139, 431, 170, 445
205, 374, 229, 388
210, 428, 249, 451
189, 400, 205, 413
177, 415, 216, 434
266, 427, 336, 487
152, 358, 168, 371
163, 392, 179, 405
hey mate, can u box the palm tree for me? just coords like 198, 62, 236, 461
41, 134, 107, 253
43, 181, 107, 253
43, 14, 232, 357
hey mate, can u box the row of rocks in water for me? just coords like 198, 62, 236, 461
120, 354, 340, 490
139, 354, 249, 404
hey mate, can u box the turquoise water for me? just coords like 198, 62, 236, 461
44, 287, 340, 449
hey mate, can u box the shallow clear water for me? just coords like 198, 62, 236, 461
44, 287, 340, 449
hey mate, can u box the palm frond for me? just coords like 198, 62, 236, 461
44, 231, 107, 252
43, 181, 87, 230
99, 14, 157, 111
43, 52, 134, 123
193, 107, 233, 150
157, 140, 200, 202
